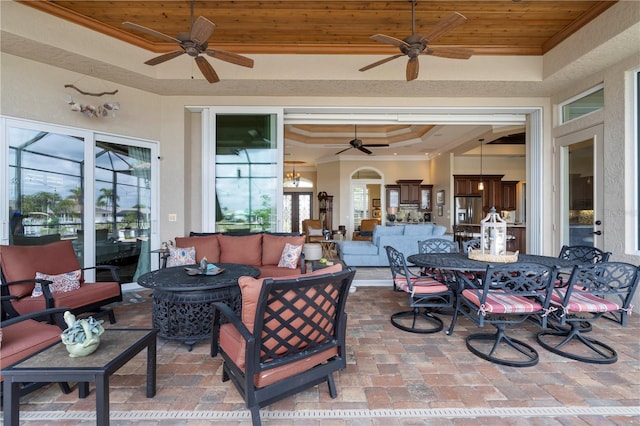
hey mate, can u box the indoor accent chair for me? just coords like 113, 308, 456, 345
211, 267, 356, 426
0, 240, 122, 324
0, 300, 72, 397
301, 219, 324, 243
352, 218, 379, 241
455, 262, 557, 367
536, 262, 639, 364
386, 245, 456, 334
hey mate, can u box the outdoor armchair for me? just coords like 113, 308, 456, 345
211, 266, 355, 426
0, 300, 72, 397
0, 240, 122, 324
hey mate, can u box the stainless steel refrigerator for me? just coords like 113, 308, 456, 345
455, 196, 484, 225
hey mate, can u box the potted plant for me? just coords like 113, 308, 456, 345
60, 311, 104, 357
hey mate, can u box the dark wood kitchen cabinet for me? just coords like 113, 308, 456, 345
419, 185, 433, 211
501, 181, 518, 211
396, 180, 422, 204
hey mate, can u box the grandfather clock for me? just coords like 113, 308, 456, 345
317, 192, 333, 231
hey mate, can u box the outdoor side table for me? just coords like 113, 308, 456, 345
2, 328, 158, 426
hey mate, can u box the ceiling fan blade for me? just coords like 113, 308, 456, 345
426, 46, 474, 59
190, 16, 215, 45
362, 144, 390, 148
370, 34, 409, 48
358, 146, 373, 155
359, 54, 404, 72
122, 21, 181, 44
195, 56, 220, 83
335, 147, 353, 155
406, 57, 419, 81
420, 12, 467, 43
145, 50, 185, 66
206, 49, 254, 68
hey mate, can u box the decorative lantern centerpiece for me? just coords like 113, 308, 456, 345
468, 207, 518, 262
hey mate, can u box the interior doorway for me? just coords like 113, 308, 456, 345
350, 168, 383, 236
283, 192, 312, 233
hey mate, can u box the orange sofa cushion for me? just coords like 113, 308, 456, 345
0, 240, 82, 298
218, 234, 263, 266
175, 235, 221, 263
261, 234, 305, 266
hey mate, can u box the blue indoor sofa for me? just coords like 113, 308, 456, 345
336, 224, 451, 266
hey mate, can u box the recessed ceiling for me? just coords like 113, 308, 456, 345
21, 1, 615, 55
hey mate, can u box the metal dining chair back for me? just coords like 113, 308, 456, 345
537, 261, 639, 364
462, 238, 482, 254
558, 245, 611, 264
418, 238, 459, 254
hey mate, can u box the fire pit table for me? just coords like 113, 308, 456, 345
137, 264, 260, 350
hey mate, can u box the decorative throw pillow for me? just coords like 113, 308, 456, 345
277, 243, 303, 269
32, 269, 82, 297
166, 246, 196, 267
308, 228, 324, 236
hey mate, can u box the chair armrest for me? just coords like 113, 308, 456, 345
82, 265, 121, 282
2, 278, 56, 305
1, 306, 69, 329
211, 301, 254, 357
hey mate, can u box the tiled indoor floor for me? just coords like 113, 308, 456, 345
6, 270, 640, 425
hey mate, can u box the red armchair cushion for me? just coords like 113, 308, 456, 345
11, 282, 121, 315
219, 324, 338, 388
174, 235, 220, 263
225, 263, 343, 369
0, 320, 61, 370
0, 240, 82, 298
218, 234, 263, 266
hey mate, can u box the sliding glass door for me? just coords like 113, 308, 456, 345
3, 119, 159, 282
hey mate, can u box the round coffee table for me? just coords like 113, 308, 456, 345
137, 263, 260, 350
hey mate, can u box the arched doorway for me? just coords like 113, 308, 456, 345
350, 168, 383, 237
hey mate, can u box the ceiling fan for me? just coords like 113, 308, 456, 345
122, 1, 253, 83
359, 1, 474, 81
335, 125, 389, 155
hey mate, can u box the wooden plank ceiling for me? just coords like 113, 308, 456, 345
21, 0, 615, 55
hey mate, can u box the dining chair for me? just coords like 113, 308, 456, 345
417, 238, 459, 277
455, 262, 557, 367
462, 238, 482, 254
385, 245, 456, 334
536, 262, 639, 364
557, 245, 611, 264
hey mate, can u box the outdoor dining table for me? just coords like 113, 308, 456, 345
405, 252, 581, 335
406, 252, 579, 273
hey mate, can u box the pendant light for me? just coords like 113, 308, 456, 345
285, 165, 301, 186
478, 138, 485, 191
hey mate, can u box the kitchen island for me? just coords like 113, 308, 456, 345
454, 223, 526, 254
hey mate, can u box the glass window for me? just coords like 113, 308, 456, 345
560, 85, 604, 123
215, 114, 278, 233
